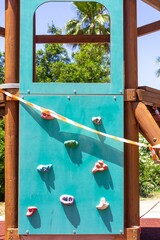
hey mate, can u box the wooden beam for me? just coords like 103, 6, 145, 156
137, 86, 160, 107
133, 102, 160, 151
35, 34, 110, 44
17, 235, 126, 240
138, 20, 160, 37
17, 228, 140, 240
142, 0, 160, 11
5, 0, 19, 237
0, 27, 5, 37
124, 0, 139, 228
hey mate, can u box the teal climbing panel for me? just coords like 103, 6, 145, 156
19, 0, 124, 236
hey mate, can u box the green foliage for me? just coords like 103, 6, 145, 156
0, 119, 4, 201
36, 43, 110, 83
0, 52, 5, 84
36, 43, 70, 82
0, 52, 5, 200
139, 134, 160, 197
156, 56, 160, 77
65, 2, 110, 35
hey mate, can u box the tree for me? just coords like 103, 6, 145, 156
36, 11, 110, 83
156, 56, 160, 77
0, 52, 4, 200
36, 43, 110, 83
36, 43, 70, 82
139, 134, 160, 197
64, 2, 110, 35
0, 119, 4, 201
0, 52, 5, 84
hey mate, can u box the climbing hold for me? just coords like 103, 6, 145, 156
92, 116, 102, 125
92, 160, 108, 173
26, 206, 38, 216
37, 164, 52, 172
96, 197, 109, 210
41, 110, 54, 120
64, 140, 79, 148
60, 194, 74, 205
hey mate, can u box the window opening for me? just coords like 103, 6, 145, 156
34, 2, 111, 83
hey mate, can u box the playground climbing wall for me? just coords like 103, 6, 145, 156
19, 0, 124, 235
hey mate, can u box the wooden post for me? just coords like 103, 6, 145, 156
124, 0, 140, 228
5, 0, 19, 238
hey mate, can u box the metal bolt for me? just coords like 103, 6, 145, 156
113, 96, 116, 100
73, 89, 77, 94
27, 89, 30, 94
20, 95, 24, 99
73, 230, 76, 235
120, 230, 123, 234
67, 96, 70, 100
120, 90, 122, 94
153, 138, 157, 142
26, 230, 29, 235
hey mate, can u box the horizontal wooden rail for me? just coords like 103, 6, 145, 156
138, 20, 160, 37
0, 27, 5, 37
35, 34, 110, 44
142, 0, 160, 11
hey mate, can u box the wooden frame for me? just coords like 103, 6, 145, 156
35, 34, 110, 44
138, 20, 160, 37
142, 0, 160, 11
0, 27, 5, 37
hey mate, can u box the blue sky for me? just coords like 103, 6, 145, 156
0, 0, 160, 89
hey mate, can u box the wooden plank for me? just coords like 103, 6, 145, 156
137, 20, 160, 36
17, 227, 140, 240
136, 89, 160, 107
35, 34, 110, 44
138, 86, 160, 94
142, 0, 160, 11
19, 235, 126, 240
0, 27, 5, 37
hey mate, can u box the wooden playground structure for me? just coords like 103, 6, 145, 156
0, 0, 160, 239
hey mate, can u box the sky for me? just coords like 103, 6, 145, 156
0, 0, 160, 89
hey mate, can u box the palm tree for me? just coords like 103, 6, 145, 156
65, 2, 110, 35
156, 57, 160, 77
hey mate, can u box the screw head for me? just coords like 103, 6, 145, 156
73, 230, 76, 234
153, 138, 157, 142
